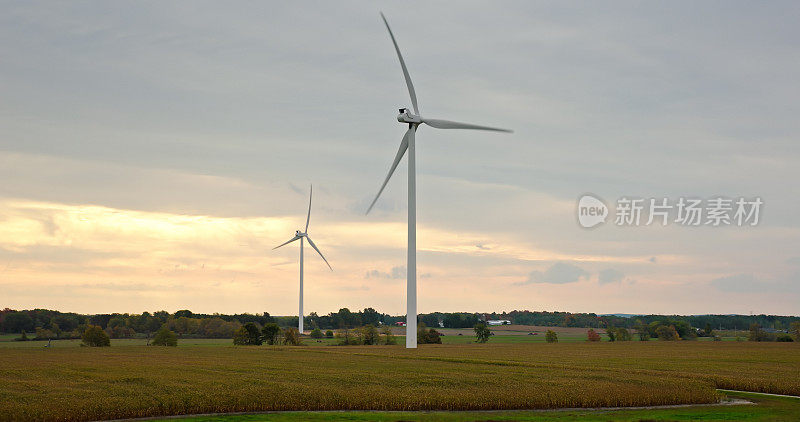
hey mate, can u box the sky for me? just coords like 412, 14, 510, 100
1, 1, 799, 316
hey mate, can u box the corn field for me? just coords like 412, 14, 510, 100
1, 341, 798, 421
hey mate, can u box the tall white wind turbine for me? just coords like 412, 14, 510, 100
274, 185, 332, 334
366, 13, 512, 348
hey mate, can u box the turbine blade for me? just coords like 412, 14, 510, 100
305, 236, 332, 271
422, 118, 513, 133
305, 184, 312, 233
366, 127, 413, 214
380, 12, 419, 115
273, 235, 301, 250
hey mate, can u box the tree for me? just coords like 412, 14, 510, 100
233, 327, 249, 345
153, 311, 170, 325
656, 325, 680, 341
587, 329, 600, 342
169, 316, 199, 337
614, 327, 632, 341
262, 323, 281, 345
152, 326, 178, 346
337, 328, 359, 345
634, 319, 650, 341
672, 321, 696, 340
360, 308, 382, 326
15, 331, 29, 341
325, 330, 334, 338
442, 313, 480, 329
748, 323, 774, 342
233, 323, 262, 346
361, 325, 379, 345
606, 326, 617, 342
332, 308, 361, 328
47, 320, 62, 338
199, 317, 240, 338
35, 327, 56, 340
310, 328, 323, 339
283, 327, 301, 346
174, 310, 193, 319
647, 320, 695, 340
419, 328, 442, 344
790, 322, 800, 342
3, 312, 35, 333
421, 313, 440, 328
82, 325, 110, 347
748, 323, 761, 342
380, 325, 396, 345
417, 323, 442, 344
474, 323, 491, 343
545, 330, 558, 343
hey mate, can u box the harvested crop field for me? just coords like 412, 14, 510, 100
0, 342, 798, 421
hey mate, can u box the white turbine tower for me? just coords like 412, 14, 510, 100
366, 13, 512, 348
274, 185, 332, 335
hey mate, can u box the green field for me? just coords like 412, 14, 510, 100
1, 340, 799, 421
154, 392, 800, 422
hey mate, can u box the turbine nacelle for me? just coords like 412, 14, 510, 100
397, 108, 421, 124
295, 230, 306, 237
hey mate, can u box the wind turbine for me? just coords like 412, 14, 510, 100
274, 185, 332, 335
366, 13, 512, 348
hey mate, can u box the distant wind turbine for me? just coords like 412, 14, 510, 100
366, 13, 513, 348
274, 185, 332, 334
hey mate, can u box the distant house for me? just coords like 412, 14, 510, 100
395, 322, 407, 327
486, 320, 511, 326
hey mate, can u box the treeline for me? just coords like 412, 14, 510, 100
0, 308, 248, 340
604, 314, 800, 332
0, 307, 402, 339
475, 311, 800, 331
2, 308, 799, 339
306, 308, 404, 329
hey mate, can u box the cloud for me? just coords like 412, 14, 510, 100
334, 285, 370, 292
710, 273, 758, 292
519, 262, 589, 285
288, 183, 306, 196
76, 282, 180, 292
365, 266, 406, 280
598, 268, 625, 284
711, 273, 800, 294
2, 3, 800, 316
349, 195, 403, 215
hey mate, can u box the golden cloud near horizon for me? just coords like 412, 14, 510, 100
0, 198, 681, 314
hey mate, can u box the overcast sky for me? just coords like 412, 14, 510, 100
1, 1, 798, 316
